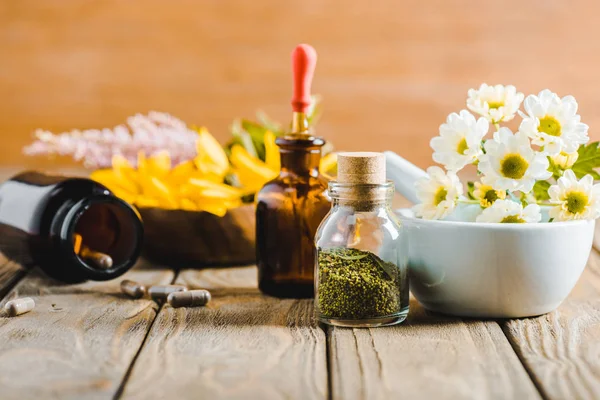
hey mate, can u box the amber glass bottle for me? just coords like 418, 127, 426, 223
0, 172, 143, 283
256, 43, 330, 298
256, 128, 330, 297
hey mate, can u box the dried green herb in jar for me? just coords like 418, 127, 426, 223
317, 247, 402, 319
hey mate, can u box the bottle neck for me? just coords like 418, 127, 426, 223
276, 134, 325, 178
291, 111, 310, 134
280, 149, 322, 177
328, 182, 394, 212
331, 198, 391, 213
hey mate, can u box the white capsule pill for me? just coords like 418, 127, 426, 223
4, 297, 35, 317
80, 246, 113, 269
167, 289, 211, 308
120, 280, 146, 299
148, 285, 187, 301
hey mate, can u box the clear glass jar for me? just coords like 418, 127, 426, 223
314, 181, 409, 327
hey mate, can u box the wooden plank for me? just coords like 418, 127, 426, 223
0, 252, 26, 301
329, 297, 541, 400
502, 250, 600, 400
0, 260, 174, 400
120, 266, 328, 400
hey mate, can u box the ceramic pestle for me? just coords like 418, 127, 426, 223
384, 151, 427, 204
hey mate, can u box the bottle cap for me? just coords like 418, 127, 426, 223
337, 152, 386, 184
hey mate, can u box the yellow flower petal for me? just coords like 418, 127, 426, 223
146, 151, 171, 178
138, 176, 178, 209
90, 169, 139, 195
135, 195, 160, 209
230, 145, 278, 181
195, 203, 228, 217
169, 160, 196, 182
229, 168, 266, 194
320, 152, 338, 175
111, 155, 140, 190
179, 198, 198, 211
137, 151, 147, 174
194, 127, 229, 177
264, 130, 280, 171
186, 178, 244, 196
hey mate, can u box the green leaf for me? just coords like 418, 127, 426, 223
256, 110, 283, 135
467, 182, 476, 200
230, 119, 258, 158
547, 157, 563, 180
241, 119, 268, 161
532, 180, 551, 201
572, 142, 600, 179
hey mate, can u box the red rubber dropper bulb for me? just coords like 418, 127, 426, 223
291, 44, 317, 113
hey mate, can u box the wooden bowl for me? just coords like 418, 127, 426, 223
138, 204, 256, 268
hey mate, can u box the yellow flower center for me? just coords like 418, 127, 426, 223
501, 215, 526, 223
456, 138, 468, 155
500, 154, 529, 179
480, 189, 499, 207
487, 101, 504, 109
538, 116, 562, 137
565, 191, 589, 214
433, 187, 448, 206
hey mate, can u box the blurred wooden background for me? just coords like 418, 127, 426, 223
1, 0, 599, 169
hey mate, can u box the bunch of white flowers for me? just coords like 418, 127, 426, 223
415, 84, 600, 223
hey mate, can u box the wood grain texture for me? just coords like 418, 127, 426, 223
502, 250, 600, 400
120, 266, 328, 400
139, 204, 255, 267
2, 0, 600, 170
0, 261, 174, 400
329, 297, 540, 400
0, 254, 26, 300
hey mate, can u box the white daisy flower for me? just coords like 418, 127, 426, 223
478, 128, 552, 193
473, 181, 506, 208
519, 89, 589, 155
430, 110, 489, 172
548, 169, 600, 221
550, 150, 579, 170
467, 84, 524, 123
413, 166, 463, 220
476, 199, 541, 223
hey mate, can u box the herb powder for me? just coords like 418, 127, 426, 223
317, 247, 402, 319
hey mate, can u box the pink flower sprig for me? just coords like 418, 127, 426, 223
24, 111, 200, 168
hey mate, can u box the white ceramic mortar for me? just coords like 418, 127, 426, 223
386, 151, 595, 318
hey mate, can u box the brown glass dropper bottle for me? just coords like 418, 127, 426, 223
255, 44, 331, 298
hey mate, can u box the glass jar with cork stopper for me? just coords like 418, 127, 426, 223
315, 152, 409, 327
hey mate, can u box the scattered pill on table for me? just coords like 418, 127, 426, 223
167, 289, 211, 308
4, 297, 35, 317
148, 285, 188, 301
120, 280, 147, 299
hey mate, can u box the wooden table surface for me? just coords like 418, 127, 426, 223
1, 228, 600, 400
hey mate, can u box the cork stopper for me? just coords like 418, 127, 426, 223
337, 152, 386, 184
